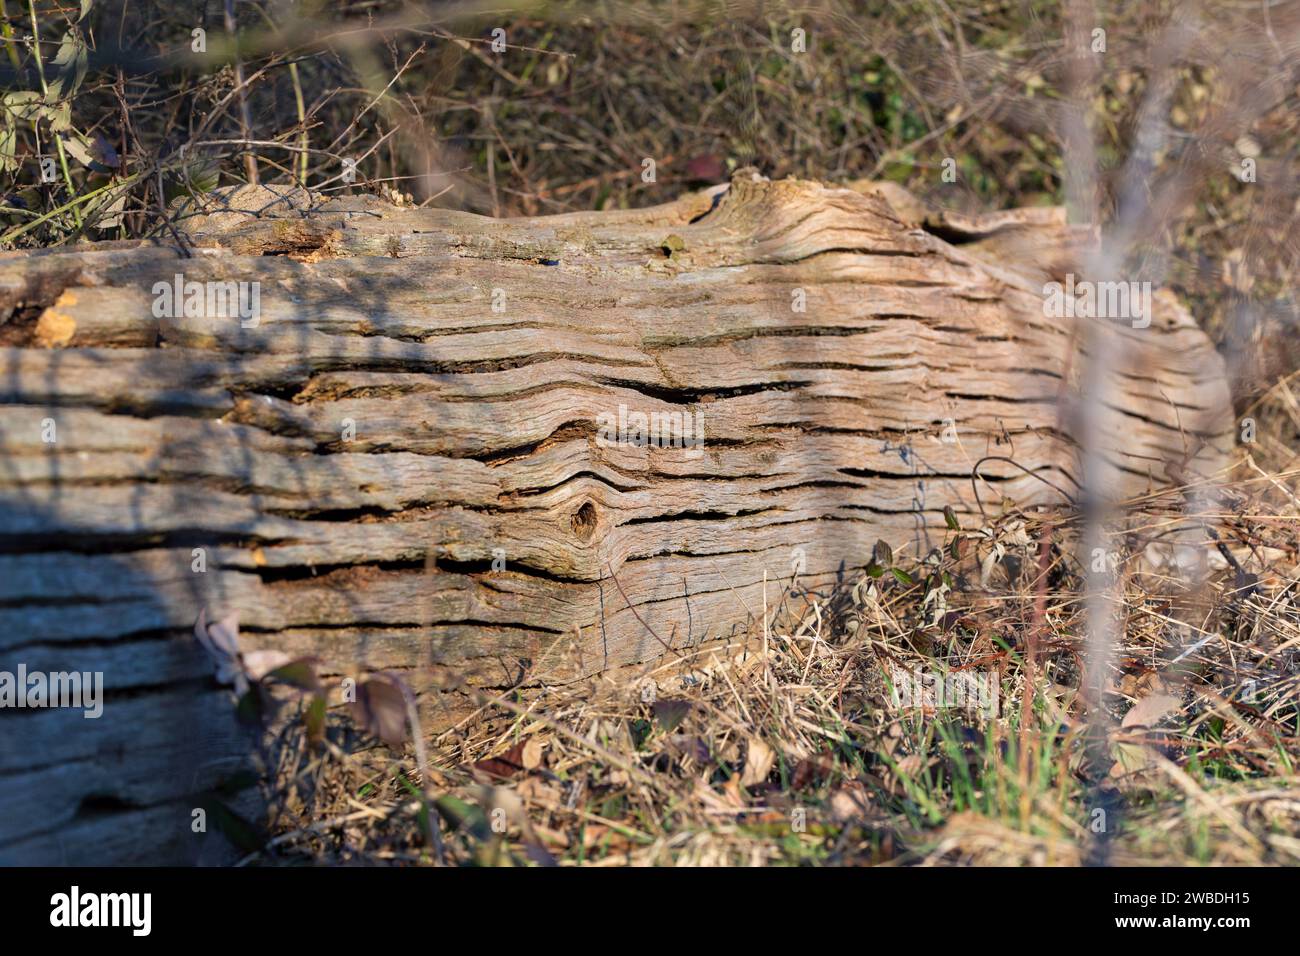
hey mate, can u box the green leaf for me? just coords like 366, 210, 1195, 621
433, 794, 492, 841
265, 656, 322, 693
90, 181, 127, 230
199, 794, 265, 853
0, 121, 15, 174
166, 159, 221, 202
234, 688, 264, 725
889, 567, 913, 586
303, 694, 327, 746
943, 505, 960, 531
46, 102, 73, 133
3, 92, 44, 122
60, 132, 94, 168
48, 30, 89, 102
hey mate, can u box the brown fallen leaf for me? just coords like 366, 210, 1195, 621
472, 738, 545, 780
652, 698, 692, 732
473, 784, 556, 866
741, 737, 775, 788
1118, 666, 1166, 700
693, 778, 745, 812
684, 153, 726, 182
350, 673, 410, 747
665, 734, 711, 766
516, 776, 562, 806
1110, 691, 1182, 785
878, 753, 930, 797
790, 756, 834, 791
829, 781, 878, 824
1122, 692, 1180, 729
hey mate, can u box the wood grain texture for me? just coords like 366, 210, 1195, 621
0, 173, 1232, 861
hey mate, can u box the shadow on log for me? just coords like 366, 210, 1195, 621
0, 172, 1232, 861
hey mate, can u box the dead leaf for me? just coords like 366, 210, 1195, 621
242, 649, 293, 682
652, 698, 691, 732
665, 734, 711, 766
1122, 692, 1180, 729
1041, 682, 1079, 725
472, 738, 545, 779
684, 153, 725, 182
790, 756, 833, 791
1110, 692, 1181, 786
829, 781, 877, 824
517, 776, 562, 806
193, 609, 247, 693
472, 784, 555, 864
740, 737, 775, 788
350, 673, 410, 747
879, 753, 930, 797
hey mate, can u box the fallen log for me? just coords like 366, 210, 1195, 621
0, 173, 1232, 862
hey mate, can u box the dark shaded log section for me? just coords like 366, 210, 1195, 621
0, 173, 1231, 861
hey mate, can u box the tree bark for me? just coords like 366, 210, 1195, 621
0, 173, 1232, 861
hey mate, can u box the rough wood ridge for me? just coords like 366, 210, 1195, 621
0, 172, 1233, 862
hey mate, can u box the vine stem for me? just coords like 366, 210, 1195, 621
0, 171, 139, 246
26, 0, 81, 227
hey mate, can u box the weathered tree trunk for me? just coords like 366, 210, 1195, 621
0, 173, 1232, 862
